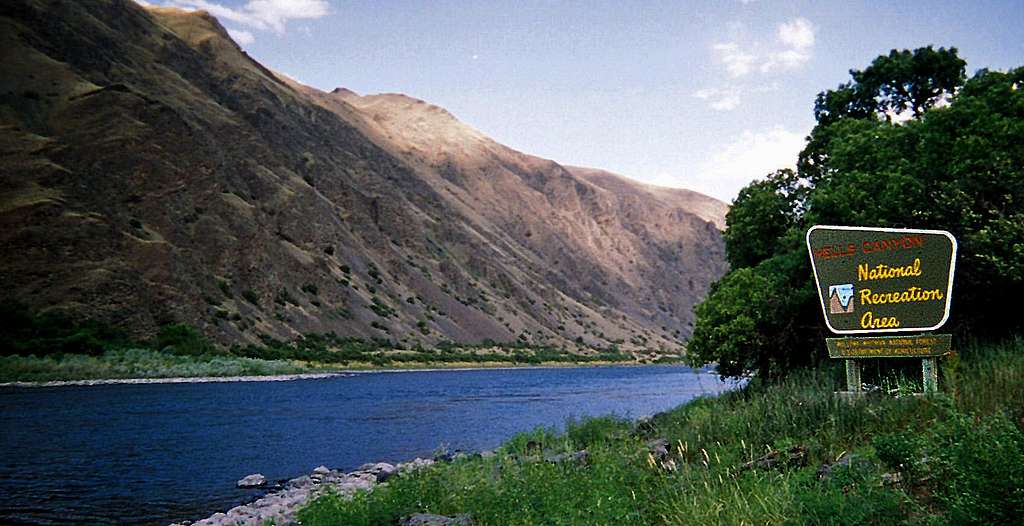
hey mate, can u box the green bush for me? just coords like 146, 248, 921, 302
0, 301, 131, 357
928, 412, 1024, 524
156, 324, 217, 356
242, 290, 260, 305
872, 432, 924, 477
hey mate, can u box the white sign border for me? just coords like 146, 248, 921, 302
806, 225, 958, 335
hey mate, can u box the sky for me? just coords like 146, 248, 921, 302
141, 0, 1023, 203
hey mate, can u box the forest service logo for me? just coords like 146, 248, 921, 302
829, 283, 855, 314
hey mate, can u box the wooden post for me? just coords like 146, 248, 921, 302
922, 357, 938, 394
845, 359, 862, 392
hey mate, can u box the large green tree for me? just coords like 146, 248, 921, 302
689, 47, 1023, 379
723, 169, 804, 269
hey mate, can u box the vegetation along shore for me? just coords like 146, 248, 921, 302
0, 301, 655, 384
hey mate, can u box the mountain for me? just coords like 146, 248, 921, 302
0, 0, 727, 354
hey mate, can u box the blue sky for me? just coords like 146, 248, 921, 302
143, 1, 1023, 202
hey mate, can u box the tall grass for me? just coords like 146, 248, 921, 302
299, 338, 1024, 526
0, 348, 311, 382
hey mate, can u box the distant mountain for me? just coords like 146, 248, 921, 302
0, 0, 727, 354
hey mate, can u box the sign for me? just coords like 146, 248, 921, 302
826, 334, 952, 359
806, 226, 956, 334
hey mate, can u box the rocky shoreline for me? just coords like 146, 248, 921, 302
170, 444, 596, 526
170, 458, 437, 526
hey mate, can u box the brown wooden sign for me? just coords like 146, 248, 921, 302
826, 334, 952, 359
806, 226, 957, 334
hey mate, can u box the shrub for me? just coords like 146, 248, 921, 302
156, 324, 217, 356
275, 289, 298, 306
872, 431, 924, 477
368, 297, 396, 318
0, 301, 130, 357
217, 279, 232, 297
241, 290, 260, 305
929, 412, 1024, 524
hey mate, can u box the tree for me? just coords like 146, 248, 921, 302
813, 81, 877, 127
853, 46, 966, 118
802, 47, 966, 182
688, 268, 771, 378
723, 169, 804, 269
812, 46, 966, 125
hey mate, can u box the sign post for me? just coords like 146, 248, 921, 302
806, 226, 957, 395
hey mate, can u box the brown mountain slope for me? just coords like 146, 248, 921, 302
302, 89, 729, 347
0, 0, 726, 354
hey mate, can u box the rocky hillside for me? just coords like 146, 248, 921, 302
0, 0, 727, 354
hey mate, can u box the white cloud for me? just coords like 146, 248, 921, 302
690, 126, 806, 202
761, 18, 815, 72
699, 18, 816, 110
761, 48, 811, 72
227, 27, 255, 45
777, 17, 815, 50
709, 17, 816, 80
163, 0, 328, 34
712, 42, 757, 78
710, 95, 741, 111
694, 87, 741, 111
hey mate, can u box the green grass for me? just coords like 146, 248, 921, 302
0, 348, 312, 382
298, 338, 1024, 526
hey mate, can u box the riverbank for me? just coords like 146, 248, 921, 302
0, 363, 644, 388
0, 349, 655, 386
0, 306, 660, 384
0, 348, 318, 384
288, 338, 1023, 526
0, 371, 351, 388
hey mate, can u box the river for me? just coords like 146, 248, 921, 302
0, 365, 738, 525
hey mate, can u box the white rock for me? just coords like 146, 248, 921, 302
236, 473, 267, 488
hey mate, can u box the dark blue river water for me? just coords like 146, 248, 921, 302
0, 365, 737, 525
